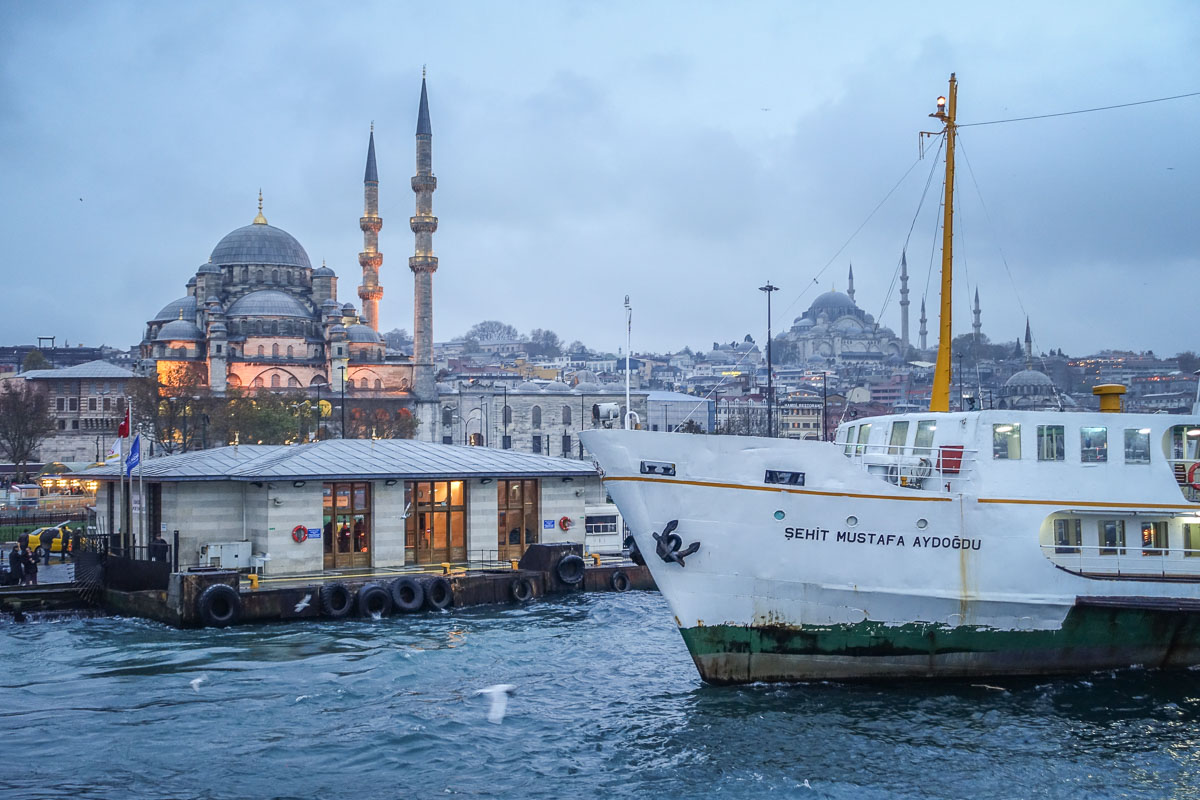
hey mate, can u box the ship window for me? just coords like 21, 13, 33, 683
1099, 519, 1126, 556
1167, 426, 1200, 461
843, 426, 857, 456
765, 470, 805, 486
1037, 425, 1065, 461
1124, 429, 1151, 464
888, 421, 909, 454
1141, 521, 1167, 556
856, 423, 872, 455
992, 424, 1021, 460
914, 420, 936, 456
1054, 518, 1081, 554
1185, 524, 1200, 557
1080, 427, 1108, 463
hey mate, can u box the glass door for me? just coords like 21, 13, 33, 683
323, 482, 372, 570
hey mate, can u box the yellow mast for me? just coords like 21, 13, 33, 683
928, 73, 957, 412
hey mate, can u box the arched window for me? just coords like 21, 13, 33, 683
272, 343, 279, 357
271, 374, 281, 388
562, 405, 572, 425
256, 270, 264, 283
257, 345, 265, 356
272, 269, 279, 283
252, 376, 264, 388
288, 377, 299, 388
360, 378, 368, 389
374, 379, 382, 389
532, 406, 542, 429
286, 271, 293, 285
241, 266, 248, 282
286, 345, 293, 358
443, 407, 453, 427
503, 405, 512, 425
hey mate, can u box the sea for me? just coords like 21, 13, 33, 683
3, 591, 1200, 800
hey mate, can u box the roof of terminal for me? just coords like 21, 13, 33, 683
80, 439, 598, 483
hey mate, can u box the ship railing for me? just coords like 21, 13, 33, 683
846, 442, 978, 493
1041, 542, 1200, 580
1167, 459, 1200, 504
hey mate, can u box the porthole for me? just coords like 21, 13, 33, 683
846, 515, 858, 527
916, 518, 929, 530
773, 510, 786, 520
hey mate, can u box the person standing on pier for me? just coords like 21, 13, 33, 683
7, 540, 23, 586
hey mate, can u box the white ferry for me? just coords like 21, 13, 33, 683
580, 75, 1200, 682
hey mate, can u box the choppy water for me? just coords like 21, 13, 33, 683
4, 592, 1200, 799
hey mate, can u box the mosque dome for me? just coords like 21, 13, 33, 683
1005, 369, 1055, 390
313, 265, 336, 278
573, 369, 598, 385
155, 319, 203, 341
516, 380, 544, 391
226, 289, 311, 318
347, 324, 383, 343
574, 382, 603, 393
154, 296, 197, 321
209, 223, 312, 269
197, 262, 221, 275
807, 291, 857, 316
542, 382, 571, 393
793, 318, 815, 329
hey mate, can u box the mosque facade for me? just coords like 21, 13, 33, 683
784, 266, 904, 364
140, 78, 441, 436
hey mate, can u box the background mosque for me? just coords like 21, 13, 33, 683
784, 264, 904, 364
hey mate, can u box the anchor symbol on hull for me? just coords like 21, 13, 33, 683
652, 519, 701, 567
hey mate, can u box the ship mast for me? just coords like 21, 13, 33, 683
927, 73, 957, 412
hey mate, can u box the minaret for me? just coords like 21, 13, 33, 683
409, 71, 438, 401
972, 288, 981, 342
899, 251, 910, 352
1024, 318, 1033, 367
358, 125, 384, 331
919, 298, 928, 351
846, 263, 855, 304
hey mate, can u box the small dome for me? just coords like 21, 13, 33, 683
185, 277, 197, 287
226, 290, 311, 318
156, 319, 203, 341
516, 380, 544, 391
347, 324, 382, 343
209, 322, 227, 334
313, 265, 335, 277
342, 302, 356, 313
154, 296, 197, 321
329, 324, 347, 336
197, 262, 221, 275
210, 223, 311, 269
574, 381, 602, 393
543, 382, 570, 393
573, 369, 598, 384
793, 318, 815, 329
205, 295, 221, 305
321, 298, 339, 310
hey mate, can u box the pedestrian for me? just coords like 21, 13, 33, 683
149, 532, 169, 562
6, 541, 23, 587
19, 535, 37, 586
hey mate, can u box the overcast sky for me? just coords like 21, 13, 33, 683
2, 1, 1197, 360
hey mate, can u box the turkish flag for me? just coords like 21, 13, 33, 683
118, 407, 130, 438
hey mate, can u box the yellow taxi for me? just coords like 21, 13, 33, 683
27, 523, 72, 554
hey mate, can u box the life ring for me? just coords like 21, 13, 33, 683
388, 576, 425, 613
356, 582, 393, 618
196, 583, 241, 628
609, 570, 631, 592
291, 525, 308, 543
320, 582, 353, 618
510, 576, 534, 603
558, 516, 573, 532
1189, 462, 1200, 491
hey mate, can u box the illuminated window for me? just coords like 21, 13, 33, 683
993, 424, 1021, 460
1080, 427, 1107, 463
1037, 425, 1065, 461
1099, 519, 1125, 556
1141, 521, 1167, 556
1053, 518, 1081, 553
1124, 429, 1151, 464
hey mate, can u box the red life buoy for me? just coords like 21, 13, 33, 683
292, 525, 309, 543
1188, 462, 1200, 491
558, 516, 573, 531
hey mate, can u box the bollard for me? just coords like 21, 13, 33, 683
509, 560, 520, 570
246, 573, 259, 590
441, 562, 452, 575
589, 553, 601, 566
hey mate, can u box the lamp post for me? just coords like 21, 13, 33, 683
313, 380, 328, 441
338, 365, 347, 439
759, 281, 779, 438
821, 371, 828, 442
957, 352, 965, 411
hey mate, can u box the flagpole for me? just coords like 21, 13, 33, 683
121, 399, 128, 554
138, 425, 145, 554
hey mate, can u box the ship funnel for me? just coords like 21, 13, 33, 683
1093, 384, 1126, 413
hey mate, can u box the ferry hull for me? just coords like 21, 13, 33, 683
681, 605, 1200, 683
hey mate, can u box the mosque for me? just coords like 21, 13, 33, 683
784, 264, 905, 364
141, 77, 440, 436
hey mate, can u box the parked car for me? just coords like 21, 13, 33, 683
27, 523, 73, 555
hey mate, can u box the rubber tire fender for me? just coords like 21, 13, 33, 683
197, 583, 241, 628
320, 582, 354, 618
389, 576, 425, 613
357, 582, 393, 617
609, 570, 631, 592
510, 576, 534, 603
423, 576, 453, 611
556, 554, 585, 585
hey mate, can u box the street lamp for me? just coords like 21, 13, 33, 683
313, 380, 328, 440
759, 281, 779, 438
338, 366, 347, 439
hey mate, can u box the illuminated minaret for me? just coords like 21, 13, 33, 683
899, 251, 910, 352
972, 288, 982, 342
919, 298, 928, 351
358, 125, 384, 331
409, 70, 438, 401
847, 263, 855, 304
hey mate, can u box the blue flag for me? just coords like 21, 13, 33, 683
125, 434, 140, 477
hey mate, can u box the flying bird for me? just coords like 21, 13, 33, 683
190, 675, 207, 692
294, 593, 312, 613
474, 684, 516, 724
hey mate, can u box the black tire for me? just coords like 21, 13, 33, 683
357, 582, 393, 617
423, 576, 453, 611
389, 577, 425, 613
320, 582, 354, 618
510, 576, 534, 603
610, 570, 631, 592
556, 554, 585, 585
196, 583, 241, 628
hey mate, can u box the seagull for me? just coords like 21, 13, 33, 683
190, 675, 207, 692
474, 684, 516, 724
294, 593, 312, 613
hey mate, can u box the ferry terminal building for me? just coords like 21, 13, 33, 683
84, 439, 607, 576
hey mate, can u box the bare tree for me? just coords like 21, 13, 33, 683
466, 320, 519, 342
0, 381, 55, 481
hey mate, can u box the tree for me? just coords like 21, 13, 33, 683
0, 381, 55, 481
466, 320, 519, 342
213, 388, 308, 445
126, 363, 212, 454
771, 335, 798, 365
527, 329, 563, 358
567, 340, 591, 355
22, 349, 50, 371
1177, 351, 1200, 374
382, 328, 412, 350
347, 405, 419, 439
